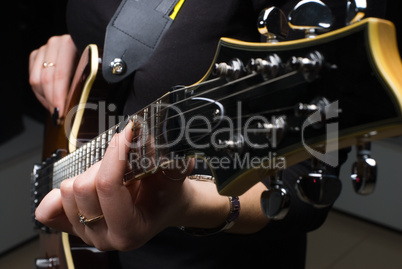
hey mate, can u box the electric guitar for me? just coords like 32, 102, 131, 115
32, 18, 402, 268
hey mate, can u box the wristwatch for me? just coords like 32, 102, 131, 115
178, 175, 240, 236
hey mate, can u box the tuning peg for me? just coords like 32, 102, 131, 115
254, 115, 287, 148
346, 0, 367, 25
288, 50, 325, 81
257, 7, 289, 42
296, 158, 342, 207
213, 58, 245, 81
246, 54, 282, 79
288, 0, 333, 38
350, 141, 377, 195
261, 171, 290, 220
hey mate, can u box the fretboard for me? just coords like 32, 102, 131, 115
51, 97, 171, 189
52, 126, 116, 188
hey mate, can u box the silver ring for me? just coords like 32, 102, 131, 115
78, 212, 104, 226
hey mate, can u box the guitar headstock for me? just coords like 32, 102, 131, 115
163, 13, 402, 215
115, 2, 402, 220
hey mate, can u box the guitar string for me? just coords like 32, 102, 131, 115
36, 69, 302, 191
105, 69, 296, 151
47, 75, 227, 183
45, 102, 296, 191
143, 70, 299, 144
48, 101, 296, 189
36, 70, 300, 192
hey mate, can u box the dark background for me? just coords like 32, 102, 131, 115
0, 0, 68, 144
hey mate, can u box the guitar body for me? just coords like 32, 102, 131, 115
32, 18, 402, 268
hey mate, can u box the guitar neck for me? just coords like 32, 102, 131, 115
52, 96, 175, 188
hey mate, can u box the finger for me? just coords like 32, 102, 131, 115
96, 121, 137, 231
41, 37, 61, 114
28, 49, 38, 74
52, 35, 78, 117
29, 47, 52, 111
59, 177, 85, 237
35, 189, 74, 234
73, 162, 107, 233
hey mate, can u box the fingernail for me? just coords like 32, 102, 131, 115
52, 107, 59, 126
117, 115, 131, 133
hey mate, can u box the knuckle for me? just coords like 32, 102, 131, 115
111, 237, 136, 251
41, 71, 53, 85
93, 241, 112, 252
59, 179, 73, 198
62, 34, 74, 44
73, 177, 93, 197
80, 237, 95, 248
29, 75, 40, 88
95, 174, 114, 195
34, 208, 48, 224
46, 35, 60, 46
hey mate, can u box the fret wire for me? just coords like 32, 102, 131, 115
62, 154, 66, 180
64, 154, 67, 179
154, 101, 161, 162
85, 144, 90, 170
108, 128, 114, 147
57, 158, 61, 183
101, 132, 107, 158
78, 147, 83, 174
61, 157, 65, 182
81, 144, 85, 172
66, 154, 70, 179
66, 155, 69, 179
90, 140, 95, 166
95, 136, 100, 163
53, 161, 59, 188
72, 150, 77, 177
83, 145, 87, 172
70, 153, 73, 179
142, 108, 148, 173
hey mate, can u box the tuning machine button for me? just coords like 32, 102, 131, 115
346, 0, 367, 25
288, 0, 333, 38
351, 140, 377, 195
296, 158, 342, 208
258, 6, 289, 42
261, 168, 290, 220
